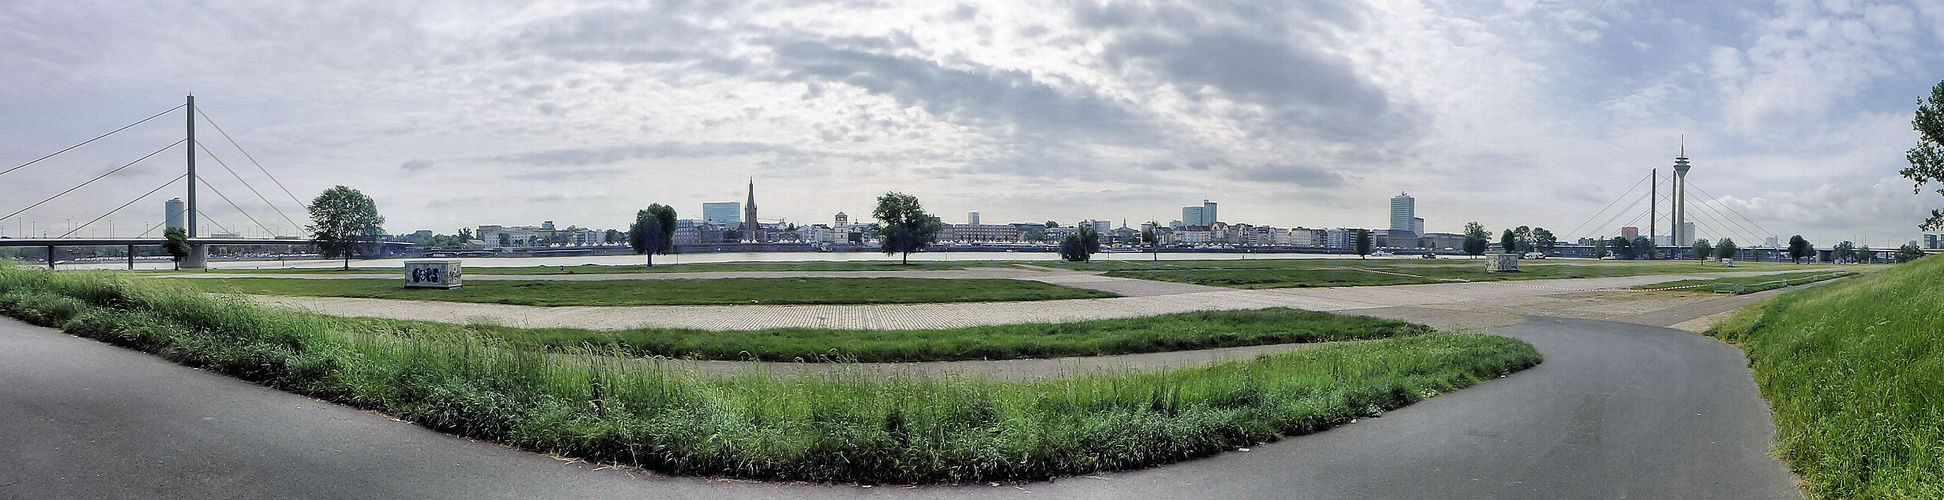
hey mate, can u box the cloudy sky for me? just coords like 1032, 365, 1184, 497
4, 0, 1943, 248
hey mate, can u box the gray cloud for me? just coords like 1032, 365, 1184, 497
486, 141, 796, 167
400, 159, 434, 172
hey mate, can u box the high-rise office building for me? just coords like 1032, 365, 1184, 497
1181, 200, 1218, 226
165, 198, 185, 230
1413, 217, 1425, 236
702, 202, 742, 224
1389, 192, 1416, 240
1622, 226, 1639, 240
968, 212, 980, 225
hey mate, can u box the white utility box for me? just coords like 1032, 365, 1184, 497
404, 260, 463, 289
1487, 254, 1521, 273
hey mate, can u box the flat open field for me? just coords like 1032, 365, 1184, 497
167, 277, 1115, 306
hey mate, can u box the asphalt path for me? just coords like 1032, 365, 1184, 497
0, 313, 1801, 499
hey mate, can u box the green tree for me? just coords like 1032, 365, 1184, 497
1141, 223, 1158, 261
457, 227, 473, 242
1500, 229, 1517, 254
604, 229, 623, 245
306, 185, 385, 270
1059, 226, 1099, 262
629, 204, 678, 266
874, 192, 942, 264
1634, 236, 1653, 259
1833, 240, 1856, 263
497, 233, 511, 247
1024, 228, 1047, 243
1715, 237, 1738, 261
1858, 244, 1872, 264
163, 226, 190, 270
1593, 238, 1608, 258
1532, 227, 1557, 254
1513, 226, 1534, 253
1355, 229, 1372, 259
1787, 235, 1812, 263
1462, 222, 1488, 258
1044, 220, 1059, 228
1692, 238, 1713, 262
1610, 236, 1634, 259
1896, 243, 1926, 262
1901, 80, 1944, 230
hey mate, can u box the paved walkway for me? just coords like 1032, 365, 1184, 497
252, 273, 1771, 331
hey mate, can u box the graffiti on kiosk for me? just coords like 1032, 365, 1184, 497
411, 267, 443, 283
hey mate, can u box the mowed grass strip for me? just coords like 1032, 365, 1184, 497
158, 260, 991, 275
0, 266, 1541, 484
1042, 258, 1843, 289
1628, 270, 1858, 293
344, 308, 1432, 362
164, 277, 1115, 306
1704, 256, 1944, 499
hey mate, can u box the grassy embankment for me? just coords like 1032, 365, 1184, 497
352, 308, 1430, 362
1628, 270, 1858, 294
166, 277, 1114, 306
1041, 258, 1841, 288
0, 266, 1540, 483
156, 261, 990, 275
1704, 256, 1942, 498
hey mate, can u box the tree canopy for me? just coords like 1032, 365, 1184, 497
306, 185, 385, 269
1833, 240, 1856, 263
1354, 229, 1372, 258
1715, 237, 1739, 260
1532, 227, 1557, 254
1896, 243, 1927, 262
1060, 226, 1099, 262
629, 204, 677, 266
874, 192, 942, 264
1788, 235, 1813, 263
1462, 222, 1488, 258
1609, 236, 1634, 259
163, 226, 190, 270
1500, 229, 1517, 254
1902, 80, 1944, 231
1692, 238, 1713, 262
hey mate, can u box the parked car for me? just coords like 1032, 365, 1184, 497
1420, 253, 1437, 259
1523, 252, 1547, 259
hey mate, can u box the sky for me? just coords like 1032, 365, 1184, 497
4, 0, 1944, 248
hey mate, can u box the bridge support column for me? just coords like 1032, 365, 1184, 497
183, 243, 208, 269
46, 245, 54, 269
127, 244, 136, 270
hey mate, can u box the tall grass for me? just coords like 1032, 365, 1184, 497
1705, 256, 1944, 499
0, 264, 1541, 483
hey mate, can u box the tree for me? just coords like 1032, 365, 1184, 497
1024, 228, 1047, 242
1901, 79, 1944, 231
1692, 238, 1713, 262
1355, 229, 1372, 258
604, 229, 623, 244
629, 204, 677, 266
1593, 238, 1608, 258
1532, 227, 1557, 254
1462, 222, 1489, 258
1060, 226, 1099, 262
1610, 236, 1634, 259
874, 192, 942, 264
163, 227, 190, 270
1858, 244, 1873, 264
1634, 236, 1653, 259
1141, 223, 1158, 261
1833, 240, 1856, 263
1787, 235, 1812, 263
306, 185, 385, 270
1896, 243, 1926, 262
1045, 220, 1059, 228
1500, 229, 1517, 254
457, 227, 473, 242
1715, 237, 1739, 261
497, 233, 511, 247
1513, 226, 1534, 254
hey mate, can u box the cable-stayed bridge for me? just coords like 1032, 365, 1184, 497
1, 95, 319, 268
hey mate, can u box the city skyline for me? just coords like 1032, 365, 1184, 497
4, 1, 1944, 247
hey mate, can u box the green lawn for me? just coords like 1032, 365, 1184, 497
349, 308, 1431, 362
0, 266, 1542, 484
170, 261, 995, 275
1705, 256, 1943, 499
1628, 270, 1859, 294
1041, 258, 1844, 289
165, 277, 1114, 306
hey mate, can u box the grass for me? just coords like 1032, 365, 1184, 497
1703, 255, 1943, 499
0, 265, 1541, 484
163, 277, 1115, 306
1629, 270, 1859, 294
160, 261, 995, 275
1038, 258, 1844, 289
347, 308, 1432, 363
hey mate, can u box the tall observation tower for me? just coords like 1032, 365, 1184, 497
743, 178, 760, 242
1672, 140, 1693, 246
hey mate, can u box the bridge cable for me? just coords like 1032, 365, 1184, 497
59, 173, 187, 238
1686, 197, 1759, 245
1686, 182, 1777, 238
1682, 186, 1765, 243
1, 139, 185, 222
196, 109, 307, 209
196, 176, 276, 237
196, 141, 303, 230
195, 209, 236, 236
136, 219, 167, 238
1582, 186, 1652, 241
1563, 171, 1652, 241
0, 104, 185, 179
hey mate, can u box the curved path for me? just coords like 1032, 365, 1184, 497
0, 308, 1802, 498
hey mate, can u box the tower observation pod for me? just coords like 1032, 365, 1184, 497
1672, 140, 1693, 247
